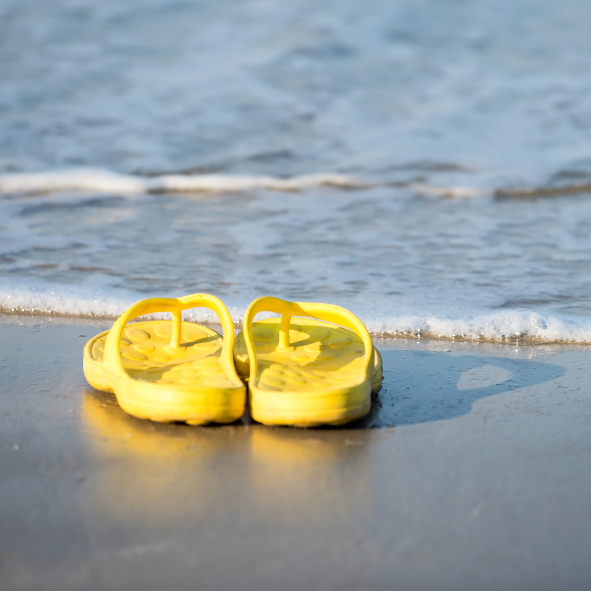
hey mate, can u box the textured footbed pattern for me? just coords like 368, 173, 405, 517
87, 320, 236, 389
234, 318, 383, 394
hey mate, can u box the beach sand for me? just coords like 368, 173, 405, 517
1, 315, 590, 590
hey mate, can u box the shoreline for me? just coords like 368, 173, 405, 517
2, 311, 590, 347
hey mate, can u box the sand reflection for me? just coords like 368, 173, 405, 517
80, 388, 375, 537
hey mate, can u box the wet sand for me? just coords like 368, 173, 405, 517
1, 315, 590, 590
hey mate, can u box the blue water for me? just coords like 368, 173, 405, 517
2, 0, 591, 342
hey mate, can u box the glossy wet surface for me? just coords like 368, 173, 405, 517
1, 317, 591, 590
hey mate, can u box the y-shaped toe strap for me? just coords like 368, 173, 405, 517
242, 296, 373, 382
104, 293, 237, 380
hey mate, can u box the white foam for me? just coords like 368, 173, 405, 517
4, 168, 584, 200
3, 279, 591, 344
0, 169, 373, 196
0, 169, 148, 195
407, 184, 493, 199
0, 278, 255, 327
363, 309, 591, 344
0, 279, 137, 319
151, 173, 373, 193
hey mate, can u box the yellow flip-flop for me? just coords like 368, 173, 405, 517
234, 297, 383, 427
83, 293, 246, 425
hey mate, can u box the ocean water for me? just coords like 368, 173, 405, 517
2, 0, 591, 342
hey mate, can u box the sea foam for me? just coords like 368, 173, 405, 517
1, 169, 585, 200
0, 169, 373, 195
3, 279, 591, 344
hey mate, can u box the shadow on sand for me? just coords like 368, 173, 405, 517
354, 349, 566, 428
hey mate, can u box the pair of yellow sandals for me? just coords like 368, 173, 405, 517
83, 294, 383, 427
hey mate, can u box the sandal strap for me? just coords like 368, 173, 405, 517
103, 293, 236, 379
242, 296, 373, 381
